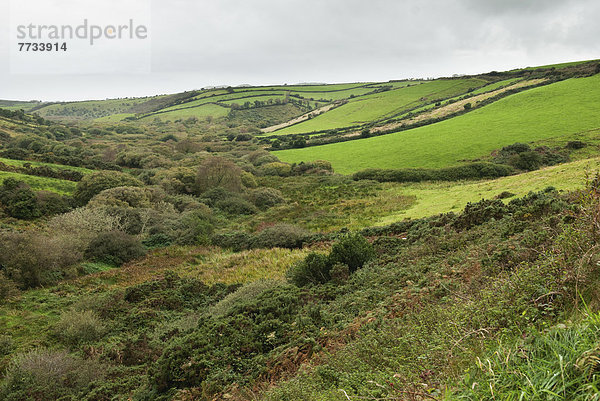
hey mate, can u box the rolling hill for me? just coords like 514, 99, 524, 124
274, 73, 600, 174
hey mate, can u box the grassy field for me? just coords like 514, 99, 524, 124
139, 103, 230, 121
94, 113, 136, 122
0, 158, 94, 174
271, 78, 487, 135
0, 171, 77, 195
34, 98, 152, 119
378, 157, 600, 223
470, 77, 522, 95
0, 101, 42, 111
274, 75, 600, 173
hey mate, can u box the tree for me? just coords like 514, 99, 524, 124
195, 156, 242, 195
74, 171, 143, 205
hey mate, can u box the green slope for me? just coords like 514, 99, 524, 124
271, 78, 487, 135
274, 75, 600, 174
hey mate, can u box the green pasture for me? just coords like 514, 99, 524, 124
274, 75, 600, 173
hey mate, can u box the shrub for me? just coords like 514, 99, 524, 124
328, 233, 375, 273
211, 231, 253, 251
566, 140, 586, 150
88, 186, 157, 209
259, 162, 292, 177
511, 151, 543, 171
215, 197, 258, 215
0, 179, 41, 219
0, 348, 104, 401
0, 232, 82, 289
241, 171, 258, 188
252, 224, 310, 249
209, 280, 281, 317
35, 191, 73, 216
74, 171, 143, 205
292, 160, 334, 175
501, 142, 531, 154
287, 253, 331, 287
330, 262, 350, 283
142, 233, 173, 249
200, 187, 237, 207
54, 310, 106, 347
353, 162, 514, 183
84, 230, 146, 266
174, 210, 214, 245
246, 187, 286, 209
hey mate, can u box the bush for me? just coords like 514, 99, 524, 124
241, 171, 258, 188
566, 140, 586, 150
259, 162, 292, 177
200, 187, 237, 207
88, 186, 159, 209
142, 233, 173, 249
511, 151, 543, 171
0, 348, 104, 401
74, 171, 143, 205
246, 187, 286, 209
35, 191, 73, 216
287, 253, 331, 287
174, 210, 214, 245
211, 231, 253, 251
84, 231, 146, 266
328, 233, 375, 273
54, 310, 106, 347
353, 162, 514, 183
501, 142, 531, 154
0, 179, 41, 219
252, 224, 310, 249
215, 197, 257, 215
209, 280, 281, 317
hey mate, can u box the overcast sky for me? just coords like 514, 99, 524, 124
1, 0, 599, 101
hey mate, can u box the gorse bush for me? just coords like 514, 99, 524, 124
246, 187, 286, 210
0, 348, 104, 401
54, 310, 106, 347
0, 178, 41, 219
353, 162, 515, 183
252, 223, 310, 249
287, 252, 332, 287
329, 233, 375, 273
215, 197, 257, 215
288, 233, 374, 286
74, 171, 143, 205
84, 230, 146, 266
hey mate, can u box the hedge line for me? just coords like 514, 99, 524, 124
352, 162, 515, 183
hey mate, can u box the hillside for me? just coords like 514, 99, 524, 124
274, 73, 600, 173
2, 60, 600, 401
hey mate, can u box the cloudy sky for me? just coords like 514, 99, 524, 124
1, 0, 599, 101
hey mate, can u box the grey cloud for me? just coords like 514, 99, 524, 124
1, 0, 598, 101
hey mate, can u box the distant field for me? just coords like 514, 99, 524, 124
94, 113, 136, 122
139, 103, 230, 121
0, 101, 41, 111
272, 78, 487, 135
34, 98, 151, 119
0, 158, 93, 174
0, 171, 77, 195
379, 157, 600, 222
470, 77, 522, 95
275, 75, 600, 173
516, 59, 599, 71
